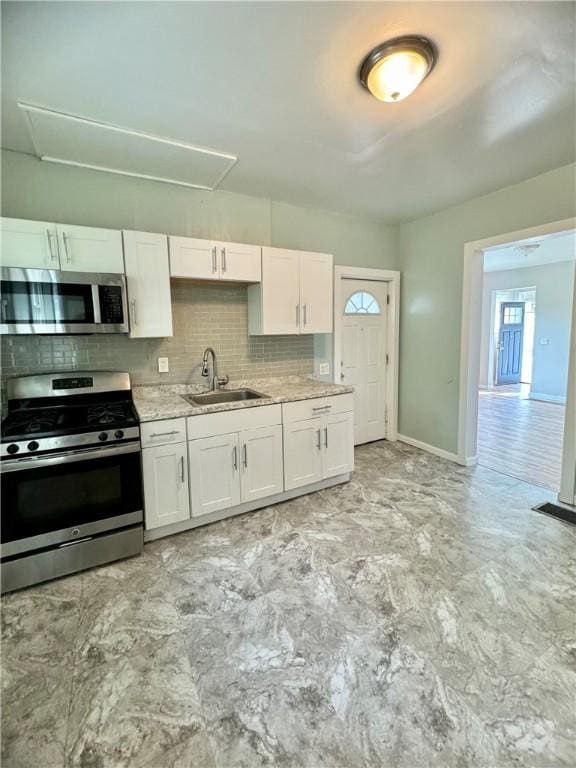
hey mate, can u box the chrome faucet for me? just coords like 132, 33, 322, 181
201, 347, 229, 391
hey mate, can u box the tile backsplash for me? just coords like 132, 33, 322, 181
1, 282, 314, 391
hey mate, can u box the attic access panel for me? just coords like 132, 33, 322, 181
19, 103, 237, 190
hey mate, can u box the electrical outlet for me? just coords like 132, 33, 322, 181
158, 357, 169, 373
319, 363, 330, 376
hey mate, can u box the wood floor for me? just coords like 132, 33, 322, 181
477, 384, 565, 491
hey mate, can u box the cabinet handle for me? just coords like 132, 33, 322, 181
62, 232, 72, 263
233, 445, 238, 470
149, 430, 179, 438
130, 300, 137, 326
212, 246, 217, 273
242, 443, 248, 468
46, 229, 57, 263
179, 455, 185, 483
316, 429, 321, 451
303, 304, 307, 326
221, 247, 226, 273
312, 405, 332, 412
324, 427, 328, 449
295, 304, 300, 327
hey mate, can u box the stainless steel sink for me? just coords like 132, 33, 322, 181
183, 388, 269, 406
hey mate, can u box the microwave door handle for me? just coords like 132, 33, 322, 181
91, 285, 101, 324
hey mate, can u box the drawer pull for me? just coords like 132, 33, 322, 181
312, 405, 332, 412
149, 430, 180, 438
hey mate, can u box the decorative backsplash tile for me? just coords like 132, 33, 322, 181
1, 282, 314, 392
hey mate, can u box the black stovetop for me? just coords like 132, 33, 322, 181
1, 395, 139, 441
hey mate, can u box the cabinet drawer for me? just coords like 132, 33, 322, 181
282, 394, 353, 424
187, 404, 281, 440
141, 418, 187, 447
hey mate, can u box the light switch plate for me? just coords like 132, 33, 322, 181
158, 357, 169, 373
319, 363, 330, 376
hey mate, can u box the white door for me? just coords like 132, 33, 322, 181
283, 417, 323, 490
169, 236, 218, 280
142, 442, 190, 530
123, 230, 173, 338
322, 412, 354, 478
240, 424, 283, 502
189, 433, 241, 517
57, 224, 124, 273
299, 252, 333, 334
1, 218, 59, 269
261, 247, 301, 334
341, 280, 388, 445
219, 241, 261, 283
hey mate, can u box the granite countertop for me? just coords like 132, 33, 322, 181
133, 375, 354, 422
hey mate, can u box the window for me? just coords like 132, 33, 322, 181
503, 306, 523, 324
344, 291, 381, 314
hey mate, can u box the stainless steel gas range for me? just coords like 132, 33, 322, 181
1, 371, 143, 593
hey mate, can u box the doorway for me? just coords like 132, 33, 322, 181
333, 267, 400, 446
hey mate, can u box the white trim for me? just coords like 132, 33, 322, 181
458, 217, 576, 506
333, 266, 400, 442
397, 434, 470, 465
529, 392, 567, 405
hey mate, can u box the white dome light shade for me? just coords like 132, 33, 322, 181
360, 36, 437, 103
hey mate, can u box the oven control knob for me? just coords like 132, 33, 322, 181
114, 430, 124, 440
98, 432, 109, 442
6, 443, 19, 454
27, 441, 39, 452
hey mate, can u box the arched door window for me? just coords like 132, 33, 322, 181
344, 290, 381, 315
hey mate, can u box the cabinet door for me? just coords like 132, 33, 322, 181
169, 236, 218, 279
57, 224, 124, 273
189, 433, 241, 517
299, 251, 333, 334
143, 442, 190, 530
240, 424, 283, 503
1, 218, 59, 269
219, 242, 261, 283
261, 247, 301, 334
283, 417, 322, 491
123, 230, 173, 338
322, 411, 354, 479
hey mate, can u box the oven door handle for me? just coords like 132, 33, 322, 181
1, 442, 140, 473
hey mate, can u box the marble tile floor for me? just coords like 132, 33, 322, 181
2, 440, 575, 768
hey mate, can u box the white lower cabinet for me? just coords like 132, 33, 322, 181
240, 425, 284, 503
189, 432, 241, 517
283, 418, 323, 491
142, 440, 190, 530
323, 412, 355, 479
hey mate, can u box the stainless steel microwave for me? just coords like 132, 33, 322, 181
0, 268, 128, 334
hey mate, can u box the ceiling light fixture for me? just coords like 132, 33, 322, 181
359, 35, 437, 103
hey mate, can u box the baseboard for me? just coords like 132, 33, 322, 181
397, 434, 463, 465
529, 392, 566, 404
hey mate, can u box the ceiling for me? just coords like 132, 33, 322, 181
2, 1, 575, 221
484, 229, 576, 272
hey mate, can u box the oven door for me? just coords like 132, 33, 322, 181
1, 442, 143, 557
0, 268, 128, 334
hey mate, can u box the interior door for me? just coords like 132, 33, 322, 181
261, 247, 301, 334
341, 280, 388, 445
496, 302, 525, 385
169, 237, 218, 279
1, 218, 59, 269
299, 252, 333, 333
188, 433, 241, 517
219, 242, 261, 283
57, 225, 124, 273
240, 425, 283, 502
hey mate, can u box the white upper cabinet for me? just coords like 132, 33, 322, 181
299, 252, 333, 334
169, 236, 261, 283
57, 224, 124, 273
248, 247, 333, 335
123, 230, 173, 338
1, 218, 59, 269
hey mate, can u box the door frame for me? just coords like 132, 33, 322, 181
458, 217, 576, 505
333, 266, 400, 442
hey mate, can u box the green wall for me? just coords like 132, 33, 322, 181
0, 149, 398, 269
398, 162, 576, 454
